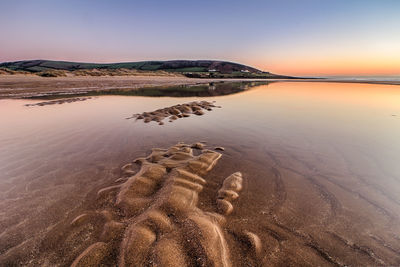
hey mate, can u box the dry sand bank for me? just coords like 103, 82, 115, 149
0, 68, 181, 77
0, 75, 271, 99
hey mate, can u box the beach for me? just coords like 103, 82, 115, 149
0, 75, 279, 99
1, 75, 400, 99
1, 81, 400, 266
2, 0, 400, 265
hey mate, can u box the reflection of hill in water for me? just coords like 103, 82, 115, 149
29, 81, 271, 100
130, 81, 270, 97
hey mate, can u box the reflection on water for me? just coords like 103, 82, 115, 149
1, 82, 400, 265
27, 81, 270, 99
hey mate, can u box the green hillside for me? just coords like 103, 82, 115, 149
0, 59, 295, 79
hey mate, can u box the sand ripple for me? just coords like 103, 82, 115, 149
128, 101, 220, 125
66, 142, 260, 266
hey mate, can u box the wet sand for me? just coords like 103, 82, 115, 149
1, 82, 400, 266
69, 142, 252, 266
25, 97, 93, 106
128, 101, 219, 125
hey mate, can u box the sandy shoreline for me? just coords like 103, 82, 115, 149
0, 75, 272, 99
1, 83, 400, 266
1, 75, 399, 99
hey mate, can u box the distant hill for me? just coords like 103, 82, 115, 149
0, 59, 294, 78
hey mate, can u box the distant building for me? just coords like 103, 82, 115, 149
241, 69, 250, 73
208, 69, 217, 72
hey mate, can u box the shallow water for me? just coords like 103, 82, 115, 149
1, 82, 400, 265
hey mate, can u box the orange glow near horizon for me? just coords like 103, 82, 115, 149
247, 36, 400, 76
254, 56, 400, 76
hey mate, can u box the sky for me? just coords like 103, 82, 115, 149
0, 0, 399, 76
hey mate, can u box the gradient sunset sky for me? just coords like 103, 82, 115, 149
1, 0, 399, 76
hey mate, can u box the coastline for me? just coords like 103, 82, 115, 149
0, 75, 273, 99
1, 82, 400, 266
1, 75, 399, 99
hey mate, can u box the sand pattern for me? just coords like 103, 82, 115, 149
128, 101, 219, 125
69, 142, 260, 266
25, 97, 92, 106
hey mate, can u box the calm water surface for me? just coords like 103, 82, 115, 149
1, 82, 400, 265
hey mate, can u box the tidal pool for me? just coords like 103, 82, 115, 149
1, 82, 400, 266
